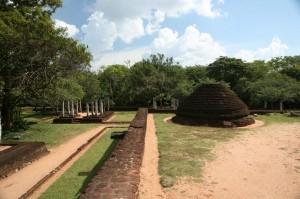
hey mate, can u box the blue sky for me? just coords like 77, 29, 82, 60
53, 0, 300, 70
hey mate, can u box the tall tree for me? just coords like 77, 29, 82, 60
129, 53, 186, 107
206, 56, 249, 89
0, 0, 91, 129
98, 65, 130, 106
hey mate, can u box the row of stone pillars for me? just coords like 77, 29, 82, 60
62, 100, 82, 117
86, 100, 109, 117
152, 98, 179, 110
61, 100, 109, 117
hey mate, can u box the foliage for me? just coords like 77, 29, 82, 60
78, 71, 101, 102
98, 65, 130, 105
128, 53, 187, 106
250, 73, 300, 109
0, 1, 91, 129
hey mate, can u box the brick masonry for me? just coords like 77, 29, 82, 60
79, 108, 148, 199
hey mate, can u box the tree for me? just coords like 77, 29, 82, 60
78, 71, 101, 103
98, 65, 130, 106
206, 57, 249, 89
43, 77, 84, 113
0, 1, 91, 129
129, 53, 186, 107
250, 73, 300, 110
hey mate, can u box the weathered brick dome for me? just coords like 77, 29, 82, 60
176, 83, 250, 121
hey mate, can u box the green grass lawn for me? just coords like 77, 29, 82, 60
110, 111, 136, 122
39, 128, 125, 199
154, 112, 300, 188
255, 112, 300, 125
2, 112, 101, 148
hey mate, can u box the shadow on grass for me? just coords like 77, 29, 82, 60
76, 139, 119, 196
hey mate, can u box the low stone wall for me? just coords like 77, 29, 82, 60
0, 142, 49, 178
79, 108, 148, 199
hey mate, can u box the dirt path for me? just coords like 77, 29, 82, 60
139, 114, 165, 199
165, 123, 300, 199
139, 118, 300, 199
0, 126, 107, 199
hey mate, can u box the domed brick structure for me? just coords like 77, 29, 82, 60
172, 84, 254, 127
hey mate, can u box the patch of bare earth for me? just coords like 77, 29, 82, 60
165, 123, 300, 199
139, 118, 300, 199
139, 114, 165, 199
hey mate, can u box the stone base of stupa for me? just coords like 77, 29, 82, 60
171, 115, 255, 128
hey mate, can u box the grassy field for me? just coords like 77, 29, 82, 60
2, 111, 101, 148
255, 112, 300, 125
39, 128, 126, 199
154, 112, 300, 188
110, 111, 136, 122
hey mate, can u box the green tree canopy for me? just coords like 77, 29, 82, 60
250, 73, 300, 110
0, 0, 91, 129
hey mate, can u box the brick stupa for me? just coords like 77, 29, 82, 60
172, 84, 254, 127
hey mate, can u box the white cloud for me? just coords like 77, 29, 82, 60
81, 12, 117, 54
117, 17, 145, 43
81, 0, 225, 68
146, 10, 165, 34
89, 25, 226, 68
91, 47, 150, 70
54, 19, 79, 37
235, 37, 289, 62
151, 25, 226, 66
152, 28, 179, 49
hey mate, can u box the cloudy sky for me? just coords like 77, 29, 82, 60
53, 0, 300, 70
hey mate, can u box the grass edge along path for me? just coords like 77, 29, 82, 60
39, 128, 126, 199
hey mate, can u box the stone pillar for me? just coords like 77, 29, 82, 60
98, 99, 101, 114
107, 100, 110, 111
264, 101, 267, 109
62, 101, 65, 117
103, 100, 106, 112
67, 101, 70, 115
91, 101, 94, 116
71, 100, 74, 117
100, 100, 104, 114
86, 103, 89, 117
153, 98, 157, 110
95, 100, 99, 116
171, 99, 175, 109
76, 101, 79, 115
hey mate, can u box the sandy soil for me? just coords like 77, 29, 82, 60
0, 125, 107, 199
0, 146, 11, 152
139, 114, 165, 199
139, 118, 300, 199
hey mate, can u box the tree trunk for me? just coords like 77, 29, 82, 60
1, 89, 12, 130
